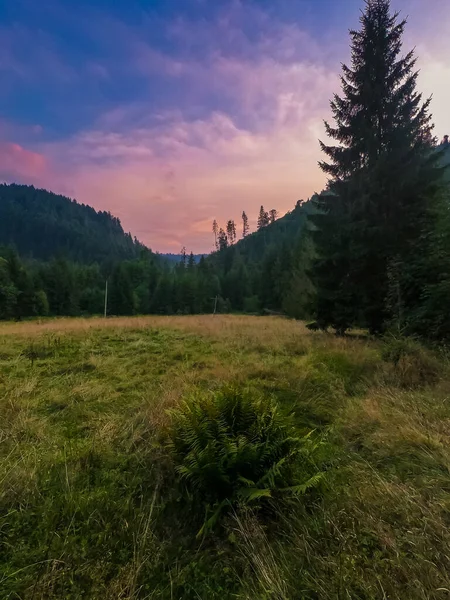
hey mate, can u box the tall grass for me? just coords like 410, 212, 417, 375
1, 315, 450, 598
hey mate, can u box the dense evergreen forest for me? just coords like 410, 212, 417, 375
0, 189, 314, 319
1, 0, 450, 338
0, 184, 143, 263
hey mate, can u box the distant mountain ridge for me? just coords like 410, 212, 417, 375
160, 253, 206, 264
0, 183, 145, 264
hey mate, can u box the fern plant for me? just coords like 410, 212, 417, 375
167, 386, 324, 534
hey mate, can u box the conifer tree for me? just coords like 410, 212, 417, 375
218, 228, 228, 251
226, 220, 237, 245
269, 209, 278, 224
180, 247, 187, 268
109, 263, 135, 315
151, 273, 173, 314
242, 211, 249, 237
0, 256, 18, 319
312, 0, 444, 334
257, 206, 269, 230
188, 251, 196, 271
212, 220, 219, 251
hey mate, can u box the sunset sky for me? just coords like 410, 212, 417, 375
1, 0, 449, 253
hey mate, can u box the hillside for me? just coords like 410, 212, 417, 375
215, 197, 316, 263
207, 197, 317, 317
0, 183, 143, 264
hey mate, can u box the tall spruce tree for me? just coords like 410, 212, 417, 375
312, 0, 443, 334
242, 211, 249, 237
212, 220, 219, 251
109, 263, 135, 315
226, 220, 237, 245
218, 228, 228, 251
269, 209, 278, 224
257, 206, 269, 230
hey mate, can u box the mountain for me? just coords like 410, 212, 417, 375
0, 183, 143, 264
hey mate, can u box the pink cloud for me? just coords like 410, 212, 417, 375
28, 52, 335, 253
0, 142, 47, 181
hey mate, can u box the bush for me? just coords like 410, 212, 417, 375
168, 386, 323, 534
381, 335, 441, 387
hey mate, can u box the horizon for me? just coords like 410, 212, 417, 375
1, 0, 449, 253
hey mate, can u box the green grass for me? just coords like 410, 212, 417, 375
1, 315, 450, 599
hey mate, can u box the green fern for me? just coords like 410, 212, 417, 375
168, 385, 324, 533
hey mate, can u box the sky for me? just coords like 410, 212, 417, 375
1, 0, 449, 253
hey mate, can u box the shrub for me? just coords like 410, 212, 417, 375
381, 335, 441, 387
168, 386, 324, 534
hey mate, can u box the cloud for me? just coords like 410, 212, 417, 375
32, 51, 335, 252
0, 142, 47, 181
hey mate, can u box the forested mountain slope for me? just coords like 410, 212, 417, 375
0, 184, 143, 263
207, 197, 317, 317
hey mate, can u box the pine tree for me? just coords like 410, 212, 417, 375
257, 206, 269, 230
218, 228, 228, 251
41, 258, 78, 316
180, 247, 187, 268
312, 0, 444, 334
242, 211, 249, 237
269, 209, 278, 224
226, 221, 232, 245
212, 220, 219, 251
0, 256, 18, 319
109, 263, 135, 315
152, 273, 173, 314
226, 220, 237, 245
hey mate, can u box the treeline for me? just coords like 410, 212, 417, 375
0, 247, 217, 319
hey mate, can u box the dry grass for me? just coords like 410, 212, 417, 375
1, 315, 450, 599
0, 314, 306, 339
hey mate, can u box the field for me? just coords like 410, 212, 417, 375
1, 315, 450, 599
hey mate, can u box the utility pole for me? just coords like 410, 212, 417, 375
211, 295, 218, 315
104, 279, 108, 318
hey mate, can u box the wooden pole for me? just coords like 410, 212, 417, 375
212, 295, 218, 315
104, 279, 108, 318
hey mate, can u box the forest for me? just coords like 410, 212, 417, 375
0, 189, 317, 321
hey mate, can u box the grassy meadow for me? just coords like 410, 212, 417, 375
1, 315, 450, 599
